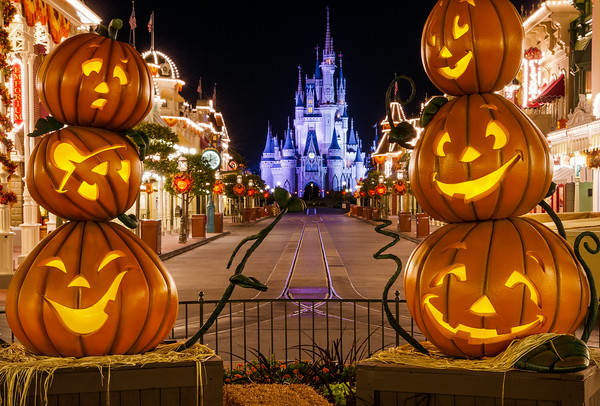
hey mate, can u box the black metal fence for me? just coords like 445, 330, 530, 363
169, 292, 423, 369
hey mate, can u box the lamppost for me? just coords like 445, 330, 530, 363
237, 174, 243, 222
178, 156, 188, 243
207, 179, 215, 233
248, 179, 254, 208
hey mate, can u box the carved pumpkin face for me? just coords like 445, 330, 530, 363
404, 218, 590, 358
409, 93, 552, 223
421, 0, 523, 95
6, 221, 178, 357
27, 126, 143, 221
37, 33, 153, 131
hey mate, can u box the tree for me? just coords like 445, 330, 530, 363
133, 122, 179, 176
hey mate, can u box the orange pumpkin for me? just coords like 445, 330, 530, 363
409, 93, 552, 223
421, 0, 523, 95
375, 184, 387, 196
27, 126, 143, 221
6, 221, 178, 357
37, 33, 153, 131
404, 217, 590, 358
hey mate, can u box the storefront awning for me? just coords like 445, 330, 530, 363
533, 74, 565, 104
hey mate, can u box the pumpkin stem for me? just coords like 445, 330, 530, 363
176, 208, 288, 351
373, 218, 429, 354
108, 19, 123, 40
573, 231, 599, 343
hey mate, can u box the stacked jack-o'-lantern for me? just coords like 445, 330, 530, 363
6, 24, 179, 357
404, 0, 590, 358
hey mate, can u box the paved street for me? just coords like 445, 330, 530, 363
163, 208, 422, 303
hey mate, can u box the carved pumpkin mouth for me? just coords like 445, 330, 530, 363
432, 152, 522, 203
423, 294, 544, 344
439, 51, 473, 80
44, 271, 128, 335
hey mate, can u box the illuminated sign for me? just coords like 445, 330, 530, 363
10, 60, 23, 128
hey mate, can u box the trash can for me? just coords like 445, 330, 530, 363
243, 208, 252, 223
416, 213, 430, 237
399, 212, 411, 232
356, 206, 363, 217
365, 207, 373, 220
191, 214, 206, 238
214, 213, 223, 233
141, 219, 161, 254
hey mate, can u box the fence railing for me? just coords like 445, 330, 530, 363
169, 292, 422, 369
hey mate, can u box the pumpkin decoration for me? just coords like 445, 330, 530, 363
375, 183, 387, 196
247, 188, 256, 197
394, 180, 408, 195
409, 92, 552, 223
172, 172, 193, 194
36, 32, 153, 131
368, 189, 376, 197
233, 184, 246, 197
27, 126, 143, 221
404, 217, 590, 358
6, 220, 178, 357
421, 0, 523, 95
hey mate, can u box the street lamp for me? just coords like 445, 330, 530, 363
177, 155, 188, 243
237, 174, 243, 222
248, 179, 254, 208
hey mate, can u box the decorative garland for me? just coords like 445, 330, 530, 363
584, 150, 600, 169
0, 0, 17, 207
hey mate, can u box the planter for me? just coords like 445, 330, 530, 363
0, 344, 223, 406
357, 361, 600, 406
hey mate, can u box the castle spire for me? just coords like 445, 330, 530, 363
323, 6, 335, 64
263, 121, 274, 154
314, 45, 321, 79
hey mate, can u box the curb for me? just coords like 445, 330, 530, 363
159, 231, 230, 261
348, 214, 424, 244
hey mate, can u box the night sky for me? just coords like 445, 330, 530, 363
82, 0, 538, 170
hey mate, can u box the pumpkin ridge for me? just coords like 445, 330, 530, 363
466, 0, 480, 94
108, 222, 177, 354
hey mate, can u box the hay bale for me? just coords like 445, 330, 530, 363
223, 383, 333, 406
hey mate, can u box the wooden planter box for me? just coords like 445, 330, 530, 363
357, 361, 600, 406
3, 357, 223, 406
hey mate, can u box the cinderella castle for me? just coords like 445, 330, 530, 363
260, 7, 367, 199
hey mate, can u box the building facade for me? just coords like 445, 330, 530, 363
260, 8, 366, 198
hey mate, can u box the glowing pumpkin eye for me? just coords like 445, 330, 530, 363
98, 250, 126, 272
505, 270, 541, 306
39, 257, 67, 273
117, 160, 131, 182
433, 130, 451, 157
460, 146, 481, 163
452, 15, 469, 39
82, 59, 103, 76
113, 65, 129, 85
430, 264, 467, 287
92, 161, 108, 176
485, 120, 509, 149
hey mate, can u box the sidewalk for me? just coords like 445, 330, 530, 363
348, 212, 441, 243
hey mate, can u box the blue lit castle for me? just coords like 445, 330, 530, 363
260, 8, 366, 198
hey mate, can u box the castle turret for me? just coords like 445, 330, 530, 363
353, 140, 366, 183
327, 128, 344, 190
260, 122, 276, 188
281, 119, 297, 194
320, 6, 336, 104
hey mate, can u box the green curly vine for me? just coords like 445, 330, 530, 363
373, 218, 428, 354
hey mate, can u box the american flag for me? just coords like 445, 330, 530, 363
147, 11, 154, 33
129, 2, 136, 30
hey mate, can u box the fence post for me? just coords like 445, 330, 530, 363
395, 291, 400, 347
198, 291, 204, 345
